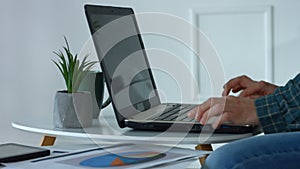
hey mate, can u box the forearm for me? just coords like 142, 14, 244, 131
255, 94, 286, 133
255, 74, 300, 134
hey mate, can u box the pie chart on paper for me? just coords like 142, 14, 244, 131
79, 151, 166, 167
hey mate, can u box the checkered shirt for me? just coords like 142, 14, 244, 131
255, 74, 300, 134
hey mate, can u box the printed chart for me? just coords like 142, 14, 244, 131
79, 151, 166, 167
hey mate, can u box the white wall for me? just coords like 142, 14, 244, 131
1, 0, 300, 144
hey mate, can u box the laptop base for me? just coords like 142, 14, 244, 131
125, 120, 262, 134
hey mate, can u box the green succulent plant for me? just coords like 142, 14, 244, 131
53, 37, 97, 93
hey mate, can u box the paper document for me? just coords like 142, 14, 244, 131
3, 144, 210, 169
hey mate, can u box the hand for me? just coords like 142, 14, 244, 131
188, 96, 259, 129
222, 75, 278, 98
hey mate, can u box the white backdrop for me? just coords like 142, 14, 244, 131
1, 0, 300, 144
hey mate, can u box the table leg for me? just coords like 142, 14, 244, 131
40, 135, 56, 146
195, 144, 213, 166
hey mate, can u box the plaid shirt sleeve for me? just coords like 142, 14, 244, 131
255, 73, 300, 134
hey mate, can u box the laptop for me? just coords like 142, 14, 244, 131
84, 4, 259, 133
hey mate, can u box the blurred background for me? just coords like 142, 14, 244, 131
1, 0, 300, 145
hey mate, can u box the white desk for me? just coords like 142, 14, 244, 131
12, 107, 253, 144
11, 107, 256, 165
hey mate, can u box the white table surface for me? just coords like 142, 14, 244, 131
12, 107, 254, 145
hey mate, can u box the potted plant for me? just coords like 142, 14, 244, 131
52, 37, 97, 128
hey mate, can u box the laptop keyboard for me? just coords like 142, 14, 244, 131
151, 104, 195, 122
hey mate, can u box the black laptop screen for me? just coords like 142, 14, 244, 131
85, 5, 160, 123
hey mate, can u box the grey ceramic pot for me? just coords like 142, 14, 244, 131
53, 91, 92, 128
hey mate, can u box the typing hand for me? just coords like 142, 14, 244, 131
188, 96, 259, 129
222, 75, 278, 98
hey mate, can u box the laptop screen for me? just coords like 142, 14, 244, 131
85, 5, 160, 125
